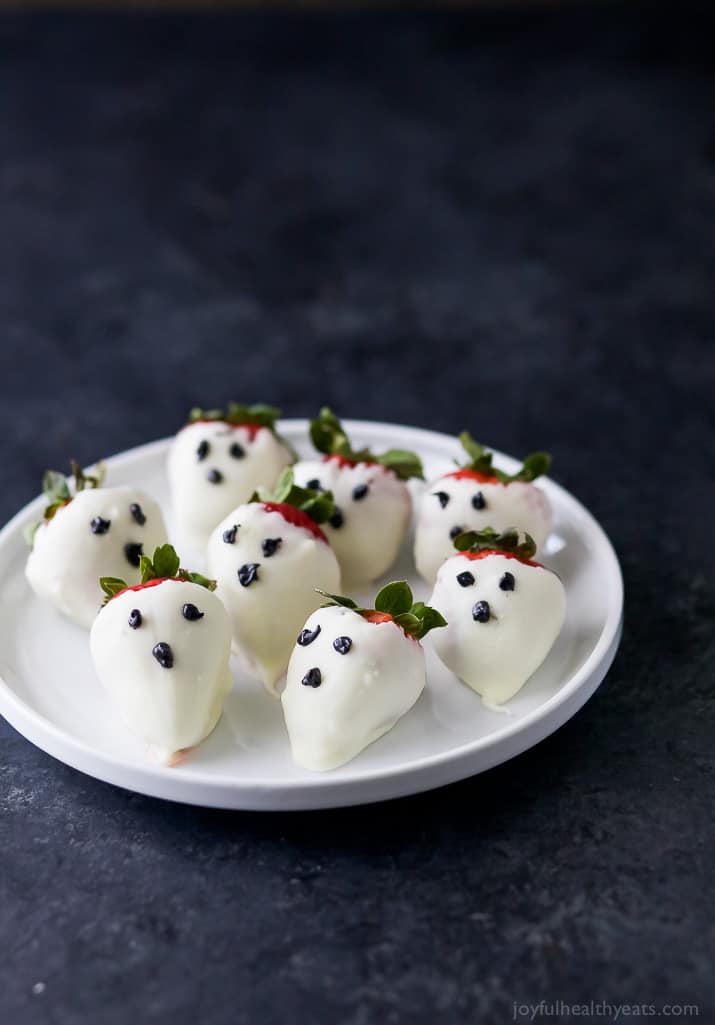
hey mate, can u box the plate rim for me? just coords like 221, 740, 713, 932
0, 419, 624, 810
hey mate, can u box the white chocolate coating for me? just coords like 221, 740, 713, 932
206, 503, 341, 695
167, 421, 293, 551
414, 474, 552, 584
282, 605, 425, 771
25, 487, 168, 630
90, 579, 232, 762
429, 552, 566, 705
292, 458, 411, 588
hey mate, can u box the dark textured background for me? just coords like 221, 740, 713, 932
1, 6, 714, 1024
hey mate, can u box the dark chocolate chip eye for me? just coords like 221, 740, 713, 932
90, 516, 111, 535
302, 667, 322, 688
352, 484, 369, 501
306, 479, 322, 491
333, 636, 352, 655
329, 508, 344, 529
124, 542, 143, 567
434, 491, 450, 509
207, 468, 223, 484
472, 600, 491, 623
238, 563, 260, 587
128, 609, 142, 629
471, 492, 486, 511
222, 525, 238, 544
129, 502, 146, 525
152, 642, 174, 668
230, 442, 245, 459
262, 537, 282, 557
197, 440, 210, 461
457, 571, 475, 587
499, 571, 515, 591
182, 603, 204, 621
297, 625, 321, 646
449, 525, 463, 540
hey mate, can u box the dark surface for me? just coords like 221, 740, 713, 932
1, 7, 714, 1024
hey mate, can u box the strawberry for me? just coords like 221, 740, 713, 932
429, 528, 566, 706
414, 432, 552, 583
282, 581, 446, 770
205, 469, 341, 695
90, 545, 232, 765
25, 461, 168, 629
167, 403, 294, 552
291, 407, 424, 588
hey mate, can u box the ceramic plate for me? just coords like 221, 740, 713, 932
0, 420, 623, 810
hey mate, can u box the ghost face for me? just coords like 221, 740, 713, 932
292, 458, 412, 588
282, 604, 426, 771
414, 473, 552, 584
205, 503, 341, 694
429, 552, 566, 705
167, 421, 293, 552
25, 486, 168, 629
90, 579, 232, 761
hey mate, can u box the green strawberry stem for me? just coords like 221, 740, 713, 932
452, 526, 538, 561
250, 468, 335, 525
25, 461, 106, 549
187, 402, 297, 459
309, 407, 424, 481
316, 581, 447, 640
188, 402, 281, 432
458, 432, 550, 483
99, 544, 216, 604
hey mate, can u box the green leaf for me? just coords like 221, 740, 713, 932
24, 521, 41, 548
309, 408, 421, 476
138, 554, 154, 583
457, 432, 496, 477
100, 544, 215, 603
504, 451, 551, 483
411, 605, 448, 640
251, 468, 336, 525
43, 501, 66, 523
458, 431, 551, 484
315, 589, 360, 610
42, 470, 71, 504
376, 449, 424, 481
314, 581, 446, 640
374, 581, 414, 617
188, 402, 281, 432
309, 407, 362, 459
152, 544, 181, 581
183, 571, 217, 592
99, 577, 128, 602
452, 526, 537, 560
69, 459, 106, 492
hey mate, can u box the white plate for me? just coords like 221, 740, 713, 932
0, 420, 623, 810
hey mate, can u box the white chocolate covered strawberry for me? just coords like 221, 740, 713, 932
167, 403, 294, 551
25, 462, 168, 629
205, 470, 341, 695
291, 408, 423, 588
90, 545, 232, 764
414, 433, 552, 584
429, 528, 566, 706
282, 582, 446, 771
